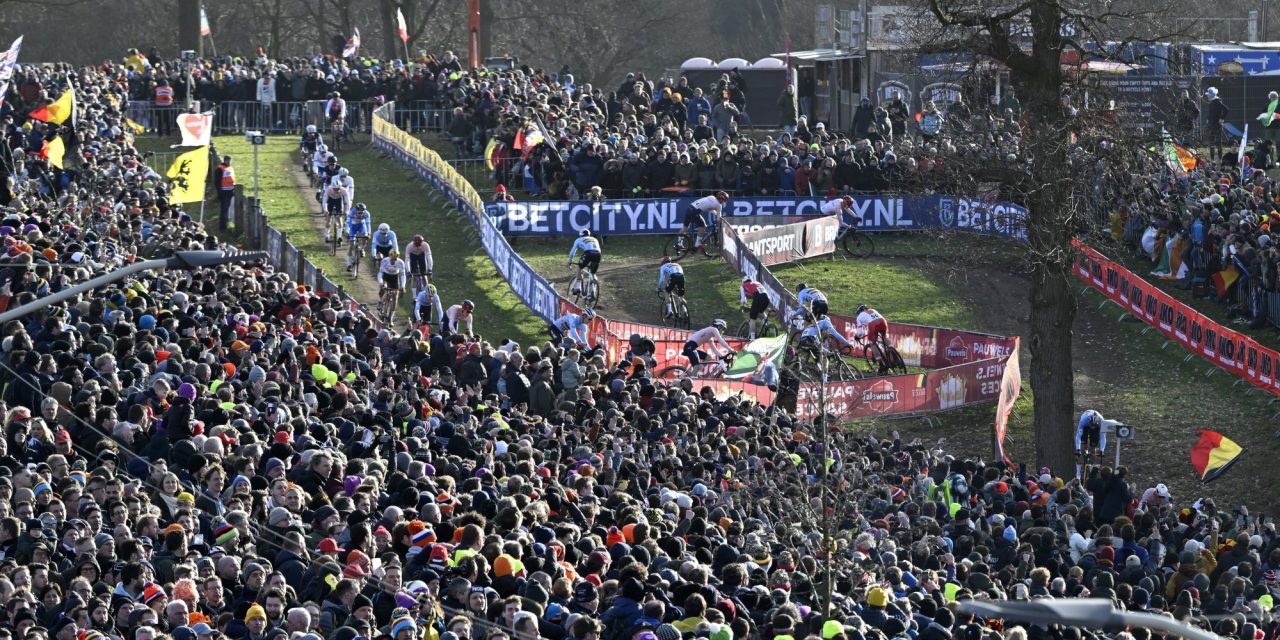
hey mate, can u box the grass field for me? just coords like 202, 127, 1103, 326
162, 128, 1280, 511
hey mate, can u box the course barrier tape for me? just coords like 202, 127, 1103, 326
373, 104, 1021, 459
1074, 239, 1280, 398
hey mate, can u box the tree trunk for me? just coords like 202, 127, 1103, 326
379, 0, 398, 60
1021, 0, 1078, 476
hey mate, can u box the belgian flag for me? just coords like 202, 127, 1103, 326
1190, 429, 1245, 483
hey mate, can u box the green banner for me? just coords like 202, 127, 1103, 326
724, 334, 788, 381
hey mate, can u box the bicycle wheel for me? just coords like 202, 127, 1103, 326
329, 220, 339, 256
585, 275, 600, 308
885, 346, 908, 375
663, 233, 694, 261
842, 231, 874, 258
676, 297, 690, 329
654, 365, 689, 379
661, 296, 676, 327
699, 229, 721, 258
351, 245, 361, 277
759, 318, 779, 338
736, 320, 751, 339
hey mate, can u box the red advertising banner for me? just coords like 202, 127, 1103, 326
826, 314, 1018, 370
794, 354, 1014, 420
1072, 240, 1280, 397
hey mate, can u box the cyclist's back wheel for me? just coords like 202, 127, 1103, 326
660, 296, 676, 327
676, 297, 690, 328
885, 346, 908, 375
654, 365, 688, 379
842, 231, 874, 258
584, 276, 600, 308
699, 232, 721, 258
664, 234, 693, 262
735, 320, 752, 339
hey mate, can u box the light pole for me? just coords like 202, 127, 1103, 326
0, 250, 267, 325
959, 600, 1222, 640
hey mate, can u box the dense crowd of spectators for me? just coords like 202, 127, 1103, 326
5, 47, 1280, 640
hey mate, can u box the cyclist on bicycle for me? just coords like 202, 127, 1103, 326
823, 195, 863, 227
442, 299, 475, 337
413, 283, 445, 328
796, 283, 829, 318
656, 257, 685, 295
549, 308, 594, 346
683, 319, 733, 366
325, 91, 347, 126
372, 223, 399, 261
798, 311, 853, 360
740, 276, 772, 339
1074, 409, 1117, 479
854, 304, 891, 373
379, 248, 407, 296
345, 204, 372, 268
300, 124, 321, 155
567, 229, 602, 295
311, 143, 332, 176
681, 191, 729, 248
404, 234, 434, 291
333, 167, 355, 203
322, 176, 349, 218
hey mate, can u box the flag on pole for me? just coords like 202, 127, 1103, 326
29, 87, 74, 125
45, 135, 65, 169
167, 146, 210, 204
200, 7, 211, 36
1159, 128, 1188, 178
396, 8, 409, 42
341, 27, 361, 59
1239, 123, 1251, 183
0, 36, 22, 83
1190, 429, 1245, 483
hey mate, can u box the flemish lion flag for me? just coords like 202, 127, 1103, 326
166, 146, 210, 204
29, 87, 74, 125
483, 138, 499, 171
1190, 429, 1244, 483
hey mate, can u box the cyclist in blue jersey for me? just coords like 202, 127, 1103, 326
656, 257, 685, 295
413, 283, 445, 327
549, 308, 594, 346
345, 203, 371, 269
1075, 409, 1118, 479
795, 282, 829, 317
798, 311, 852, 358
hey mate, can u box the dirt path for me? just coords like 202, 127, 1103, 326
285, 165, 382, 305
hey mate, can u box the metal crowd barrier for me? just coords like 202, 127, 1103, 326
127, 98, 418, 136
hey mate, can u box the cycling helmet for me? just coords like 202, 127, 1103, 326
461, 299, 474, 309
856, 304, 868, 314
581, 308, 595, 319
339, 168, 349, 177
306, 124, 317, 134
579, 229, 591, 237
742, 275, 752, 282
796, 282, 808, 293
327, 156, 338, 163
660, 256, 671, 265
317, 143, 327, 152
715, 191, 729, 202
1088, 412, 1102, 427
389, 249, 400, 258
355, 202, 367, 211
412, 234, 424, 243
712, 318, 727, 330
842, 195, 853, 206
378, 223, 390, 232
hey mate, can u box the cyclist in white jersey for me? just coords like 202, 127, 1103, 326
681, 191, 728, 247
567, 229, 602, 295
323, 176, 350, 218
682, 319, 733, 366
404, 234, 434, 295
378, 249, 407, 292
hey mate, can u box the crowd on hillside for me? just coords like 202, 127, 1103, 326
3, 47, 1280, 640
459, 70, 1026, 200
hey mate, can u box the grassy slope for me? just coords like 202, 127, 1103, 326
189, 129, 1280, 510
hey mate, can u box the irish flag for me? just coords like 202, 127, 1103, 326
1190, 429, 1244, 483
